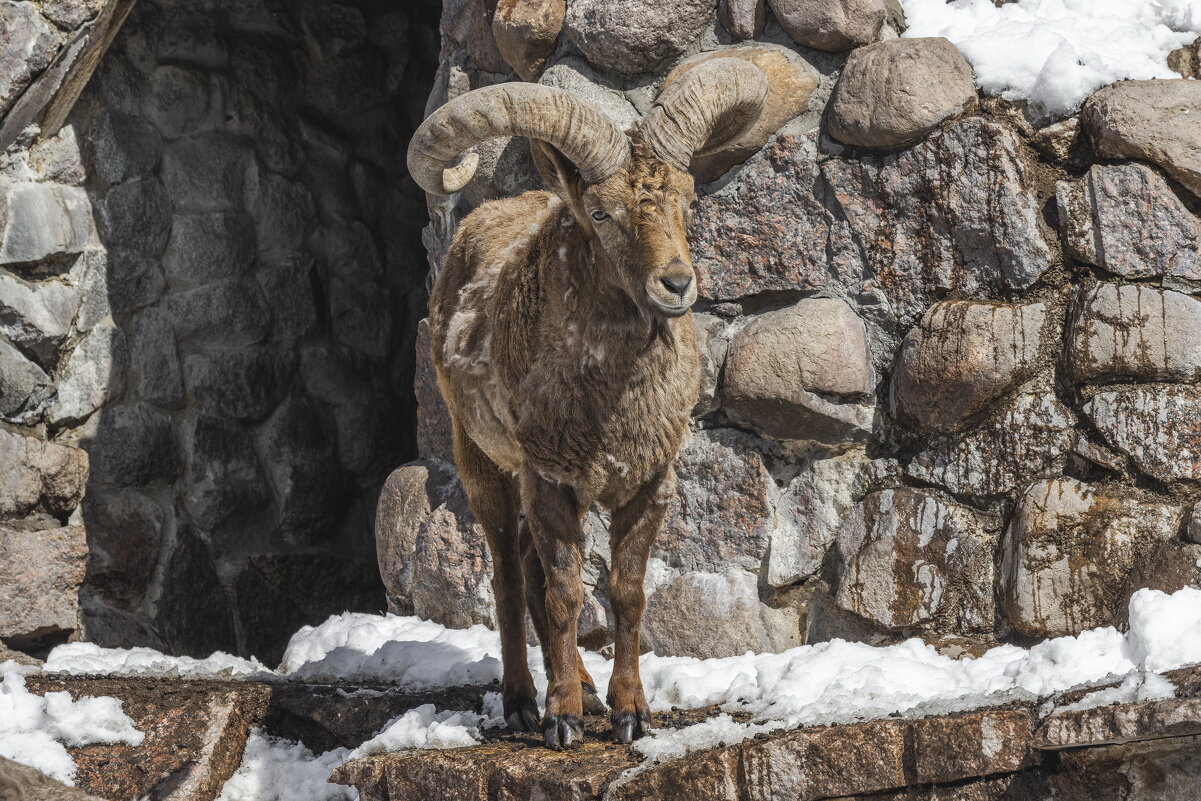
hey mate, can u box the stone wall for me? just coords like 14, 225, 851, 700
379, 0, 1201, 656
0, 0, 440, 662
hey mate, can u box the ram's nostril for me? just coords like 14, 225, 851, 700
660, 275, 692, 296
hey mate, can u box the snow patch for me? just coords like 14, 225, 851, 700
0, 662, 144, 786
349, 704, 501, 757
1053, 671, 1176, 713
215, 731, 355, 801
901, 0, 1201, 118
44, 642, 268, 678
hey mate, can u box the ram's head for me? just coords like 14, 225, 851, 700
408, 59, 768, 318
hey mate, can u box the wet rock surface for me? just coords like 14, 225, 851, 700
1084, 387, 1201, 483
1066, 284, 1201, 385
906, 387, 1075, 501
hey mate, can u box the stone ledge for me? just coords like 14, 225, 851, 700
22, 674, 493, 801
333, 666, 1201, 801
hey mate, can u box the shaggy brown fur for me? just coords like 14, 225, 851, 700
429, 140, 701, 749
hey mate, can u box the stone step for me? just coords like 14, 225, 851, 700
22, 674, 492, 801
332, 665, 1201, 801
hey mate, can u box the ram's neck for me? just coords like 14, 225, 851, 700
545, 227, 672, 365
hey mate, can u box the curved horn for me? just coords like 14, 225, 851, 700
407, 83, 630, 195
641, 58, 769, 172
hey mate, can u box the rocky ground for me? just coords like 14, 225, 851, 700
7, 664, 1201, 801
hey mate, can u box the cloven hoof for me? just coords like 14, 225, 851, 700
543, 714, 585, 750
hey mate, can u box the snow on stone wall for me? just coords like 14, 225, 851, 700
378, 0, 1201, 658
0, 0, 441, 661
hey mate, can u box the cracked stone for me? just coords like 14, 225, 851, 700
1066, 284, 1201, 385
1083, 386, 1201, 483
907, 388, 1075, 500
1000, 478, 1179, 639
1056, 163, 1201, 280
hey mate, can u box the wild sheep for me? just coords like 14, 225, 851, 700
407, 59, 769, 749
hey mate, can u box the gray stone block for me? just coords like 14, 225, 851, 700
0, 270, 80, 367
0, 335, 53, 424
46, 322, 126, 427
0, 182, 91, 267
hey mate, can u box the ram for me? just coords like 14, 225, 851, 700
407, 59, 768, 750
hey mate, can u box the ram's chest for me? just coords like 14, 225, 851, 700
519, 339, 699, 500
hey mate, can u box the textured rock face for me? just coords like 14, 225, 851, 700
835, 489, 995, 634
0, 182, 91, 267
1084, 387, 1201, 483
0, 2, 60, 118
0, 525, 87, 647
0, 0, 437, 660
1056, 164, 1201, 280
642, 569, 802, 658
1066, 284, 1201, 384
907, 388, 1075, 500
768, 450, 895, 587
1082, 79, 1201, 199
891, 300, 1046, 434
768, 0, 885, 51
723, 298, 876, 443
691, 119, 1052, 320
0, 428, 88, 520
1000, 479, 1179, 638
718, 0, 765, 40
492, 0, 565, 81
563, 0, 714, 74
829, 38, 977, 149
661, 46, 818, 181
658, 428, 775, 573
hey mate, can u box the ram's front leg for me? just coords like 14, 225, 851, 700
521, 468, 588, 750
607, 467, 673, 743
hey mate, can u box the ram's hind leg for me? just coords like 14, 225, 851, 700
519, 517, 606, 715
452, 419, 538, 732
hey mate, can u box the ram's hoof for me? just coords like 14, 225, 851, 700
610, 709, 652, 744
504, 695, 540, 733
543, 714, 584, 750
582, 683, 607, 715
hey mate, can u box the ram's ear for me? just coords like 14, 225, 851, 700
530, 140, 589, 225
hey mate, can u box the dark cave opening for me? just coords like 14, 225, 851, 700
54, 0, 443, 664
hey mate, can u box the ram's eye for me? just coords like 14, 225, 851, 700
590, 210, 609, 222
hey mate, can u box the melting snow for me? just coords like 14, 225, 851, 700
0, 662, 144, 786
24, 587, 1201, 800
900, 0, 1201, 117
